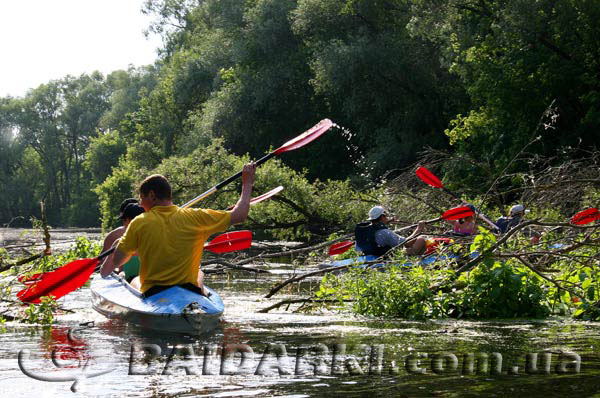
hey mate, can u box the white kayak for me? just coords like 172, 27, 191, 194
319, 252, 481, 271
90, 273, 224, 334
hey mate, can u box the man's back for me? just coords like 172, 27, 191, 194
118, 205, 230, 293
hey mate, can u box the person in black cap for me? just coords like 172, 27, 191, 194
100, 198, 139, 253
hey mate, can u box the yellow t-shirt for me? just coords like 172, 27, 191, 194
117, 205, 231, 293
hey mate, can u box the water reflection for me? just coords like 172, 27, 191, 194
3, 235, 600, 396
40, 325, 91, 367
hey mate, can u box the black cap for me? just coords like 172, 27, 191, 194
119, 203, 145, 220
118, 198, 138, 218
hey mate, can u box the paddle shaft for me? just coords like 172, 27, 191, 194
227, 186, 283, 210
182, 152, 276, 208
395, 216, 442, 233
435, 179, 499, 230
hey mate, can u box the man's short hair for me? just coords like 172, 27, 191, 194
139, 174, 172, 200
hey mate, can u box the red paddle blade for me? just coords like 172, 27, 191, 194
273, 119, 333, 155
250, 186, 283, 205
442, 206, 474, 221
17, 258, 99, 303
204, 230, 252, 253
416, 166, 444, 189
571, 208, 599, 225
329, 240, 354, 256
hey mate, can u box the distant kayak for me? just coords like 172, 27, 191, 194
90, 273, 224, 334
319, 252, 479, 271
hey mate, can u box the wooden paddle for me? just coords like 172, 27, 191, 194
327, 206, 475, 256
182, 119, 333, 208
17, 230, 253, 303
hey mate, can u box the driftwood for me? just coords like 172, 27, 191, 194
201, 259, 269, 274
0, 201, 52, 273
258, 298, 353, 313
236, 233, 354, 266
264, 258, 390, 298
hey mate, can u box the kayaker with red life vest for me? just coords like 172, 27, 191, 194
101, 162, 256, 297
354, 206, 427, 256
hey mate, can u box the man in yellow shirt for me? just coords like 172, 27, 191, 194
100, 163, 256, 296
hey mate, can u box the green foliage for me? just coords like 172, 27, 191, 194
317, 261, 454, 319
317, 243, 551, 320
18, 237, 102, 277
456, 261, 550, 318
84, 130, 127, 185
94, 162, 140, 231
24, 296, 58, 325
2, 0, 600, 232
68, 236, 102, 259
409, 0, 600, 170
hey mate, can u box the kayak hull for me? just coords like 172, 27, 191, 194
320, 252, 480, 271
90, 274, 224, 334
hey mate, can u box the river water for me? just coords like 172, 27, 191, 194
2, 229, 600, 397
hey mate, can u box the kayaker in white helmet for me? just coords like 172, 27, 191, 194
495, 204, 541, 243
354, 205, 427, 256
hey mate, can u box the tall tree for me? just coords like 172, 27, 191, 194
408, 0, 600, 166
8, 74, 110, 224
292, 0, 466, 178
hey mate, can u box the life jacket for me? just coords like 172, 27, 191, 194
354, 222, 390, 256
424, 237, 454, 255
495, 216, 521, 234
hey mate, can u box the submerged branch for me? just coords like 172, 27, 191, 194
265, 258, 389, 298
258, 298, 352, 313
202, 259, 270, 274
237, 234, 354, 265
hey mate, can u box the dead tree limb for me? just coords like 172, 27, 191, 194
202, 259, 270, 274
258, 298, 352, 313
265, 258, 389, 298
237, 233, 354, 265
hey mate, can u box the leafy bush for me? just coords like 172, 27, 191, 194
454, 260, 550, 318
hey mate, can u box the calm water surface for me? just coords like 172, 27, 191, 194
1, 229, 600, 397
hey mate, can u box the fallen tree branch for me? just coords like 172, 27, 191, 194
0, 253, 43, 272
265, 258, 389, 298
202, 259, 270, 274
237, 233, 354, 265
454, 220, 599, 277
515, 255, 583, 304
258, 298, 352, 313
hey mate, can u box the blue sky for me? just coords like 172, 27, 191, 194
0, 0, 163, 97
